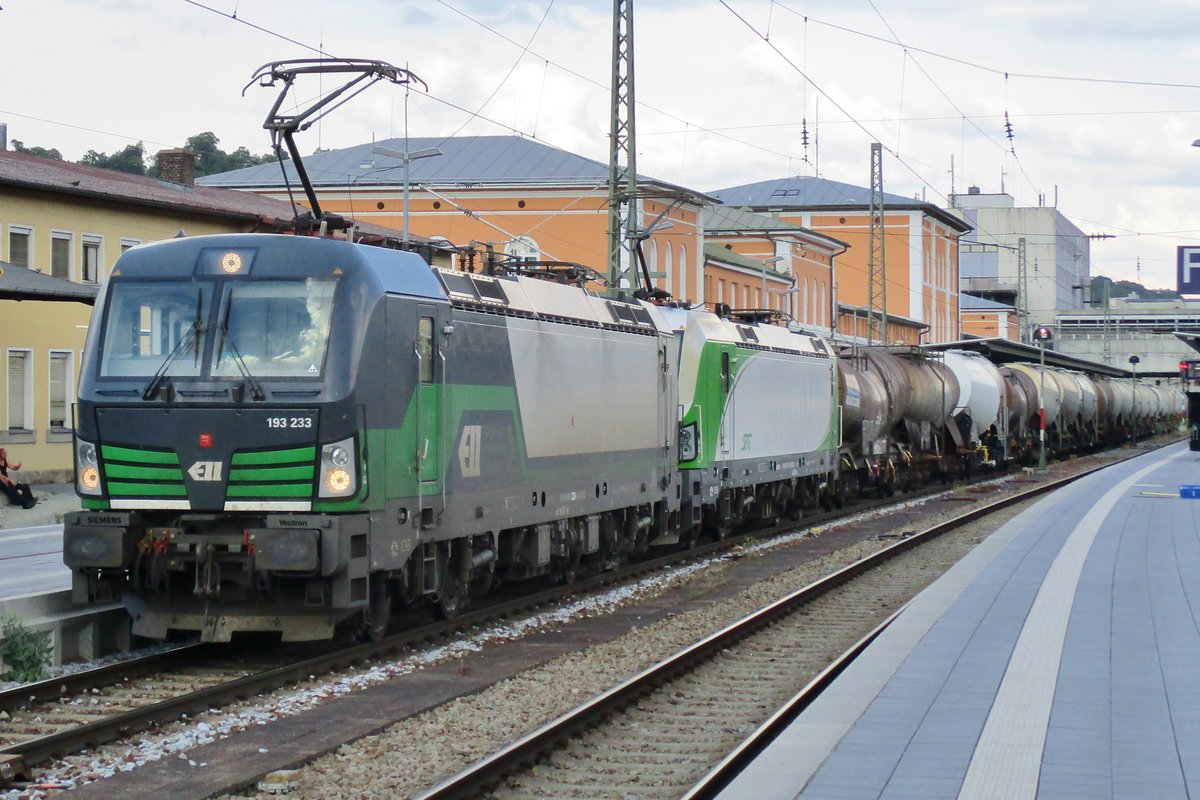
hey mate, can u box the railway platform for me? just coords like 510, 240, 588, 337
716, 440, 1200, 800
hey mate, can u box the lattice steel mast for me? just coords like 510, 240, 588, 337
867, 142, 888, 344
606, 0, 638, 293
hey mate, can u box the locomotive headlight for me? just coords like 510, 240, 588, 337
76, 439, 102, 496
327, 445, 350, 468
679, 422, 698, 462
319, 437, 357, 498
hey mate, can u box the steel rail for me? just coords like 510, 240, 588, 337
416, 442, 1160, 800
0, 643, 214, 716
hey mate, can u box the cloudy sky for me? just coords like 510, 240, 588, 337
5, 0, 1200, 290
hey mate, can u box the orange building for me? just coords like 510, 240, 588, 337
701, 204, 846, 329
711, 177, 971, 344
960, 293, 1020, 341
202, 135, 712, 303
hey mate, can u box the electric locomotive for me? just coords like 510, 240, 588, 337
64, 233, 680, 641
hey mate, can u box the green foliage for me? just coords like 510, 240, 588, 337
0, 616, 51, 684
1090, 276, 1180, 305
146, 131, 280, 178
8, 132, 280, 178
10, 139, 63, 160
79, 142, 147, 175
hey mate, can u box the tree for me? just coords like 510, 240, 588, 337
78, 142, 146, 175
166, 132, 279, 177
10, 140, 63, 160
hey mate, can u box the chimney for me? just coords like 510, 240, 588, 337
157, 148, 195, 187
0, 123, 7, 151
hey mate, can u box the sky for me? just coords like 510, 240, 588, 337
4, 0, 1200, 291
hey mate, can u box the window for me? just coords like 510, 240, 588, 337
418, 316, 434, 384
504, 235, 538, 264
663, 242, 672, 294
678, 246, 687, 302
48, 351, 73, 430
8, 226, 31, 268
7, 350, 32, 432
120, 238, 141, 256
51, 230, 73, 279
82, 235, 102, 283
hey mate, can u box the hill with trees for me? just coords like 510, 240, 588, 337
10, 132, 282, 177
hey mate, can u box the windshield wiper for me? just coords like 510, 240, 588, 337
142, 290, 203, 401
216, 303, 266, 402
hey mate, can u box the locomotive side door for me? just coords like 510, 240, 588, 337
415, 306, 442, 493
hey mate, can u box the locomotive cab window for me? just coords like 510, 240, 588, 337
418, 315, 435, 384
98, 282, 213, 378
213, 279, 336, 379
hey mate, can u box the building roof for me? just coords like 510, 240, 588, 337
198, 135, 715, 204
710, 175, 971, 233
0, 260, 98, 303
0, 150, 441, 247
960, 293, 1015, 311
0, 151, 305, 226
704, 243, 775, 273
702, 204, 849, 252
928, 337, 1127, 377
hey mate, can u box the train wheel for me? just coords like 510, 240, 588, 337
436, 576, 468, 620
363, 575, 393, 643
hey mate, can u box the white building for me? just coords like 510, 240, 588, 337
948, 188, 1090, 333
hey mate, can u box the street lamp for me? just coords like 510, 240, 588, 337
761, 255, 785, 309
768, 284, 801, 320
371, 145, 443, 247
1130, 354, 1141, 438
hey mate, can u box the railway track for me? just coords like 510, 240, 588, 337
0, 441, 1165, 788
413, 451, 1127, 800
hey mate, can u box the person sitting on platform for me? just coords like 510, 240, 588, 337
0, 448, 37, 509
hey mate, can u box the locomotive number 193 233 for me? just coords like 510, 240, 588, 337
267, 416, 314, 429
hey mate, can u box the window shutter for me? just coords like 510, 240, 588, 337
50, 353, 68, 428
8, 352, 26, 430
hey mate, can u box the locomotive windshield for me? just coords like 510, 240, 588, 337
97, 278, 337, 381
212, 280, 336, 378
99, 282, 213, 378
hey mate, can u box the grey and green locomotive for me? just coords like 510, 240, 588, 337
64, 233, 680, 641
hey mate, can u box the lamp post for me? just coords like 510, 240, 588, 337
761, 255, 785, 309
1130, 354, 1140, 439
1031, 324, 1053, 470
371, 145, 443, 247
768, 284, 801, 321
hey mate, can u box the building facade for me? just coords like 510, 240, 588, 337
949, 188, 1091, 333
711, 176, 969, 345
201, 135, 714, 306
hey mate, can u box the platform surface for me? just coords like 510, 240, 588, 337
718, 442, 1200, 800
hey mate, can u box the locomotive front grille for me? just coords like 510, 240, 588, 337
101, 444, 187, 497
227, 446, 317, 499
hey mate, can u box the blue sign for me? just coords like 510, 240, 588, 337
1180, 485, 1200, 499
1178, 247, 1200, 294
